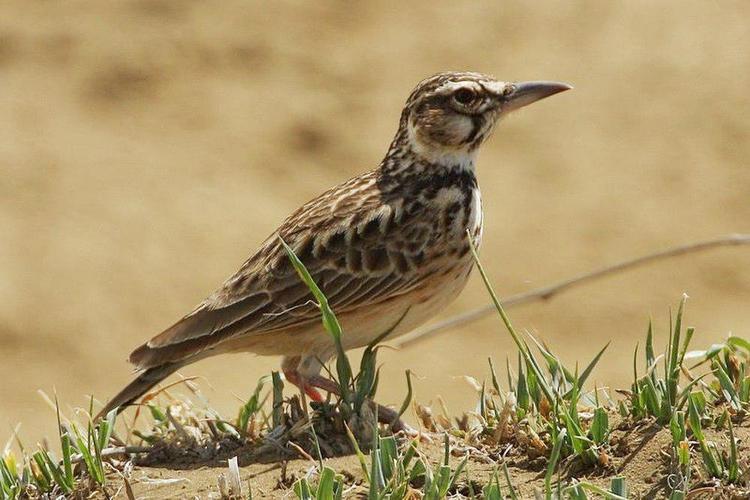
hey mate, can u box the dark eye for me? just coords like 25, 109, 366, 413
453, 88, 476, 105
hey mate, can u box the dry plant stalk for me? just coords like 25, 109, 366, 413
396, 233, 750, 347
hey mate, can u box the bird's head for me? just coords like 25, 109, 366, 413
398, 72, 571, 166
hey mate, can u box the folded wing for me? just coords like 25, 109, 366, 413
130, 172, 432, 368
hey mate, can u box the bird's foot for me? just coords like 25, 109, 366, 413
284, 372, 427, 439
303, 375, 428, 439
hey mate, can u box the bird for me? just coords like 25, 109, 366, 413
97, 71, 571, 428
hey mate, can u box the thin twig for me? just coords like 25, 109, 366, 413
287, 440, 316, 464
70, 446, 152, 464
166, 411, 190, 442
396, 233, 750, 348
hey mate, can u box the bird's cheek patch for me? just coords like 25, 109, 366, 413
415, 109, 474, 148
450, 115, 476, 145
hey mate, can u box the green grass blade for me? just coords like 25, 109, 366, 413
281, 238, 353, 404
713, 360, 741, 410
466, 232, 556, 405
727, 412, 739, 482
344, 424, 370, 483
488, 357, 502, 396
378, 436, 397, 482
502, 462, 519, 500
544, 428, 566, 497
591, 407, 609, 445
667, 297, 686, 406
393, 370, 413, 429
610, 476, 628, 498
727, 336, 750, 353
578, 342, 610, 389
565, 481, 628, 500
316, 467, 336, 500
30, 452, 51, 492
645, 324, 655, 384
40, 451, 71, 494
687, 393, 705, 442
449, 454, 469, 494
293, 477, 313, 500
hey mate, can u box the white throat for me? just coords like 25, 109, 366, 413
407, 123, 477, 171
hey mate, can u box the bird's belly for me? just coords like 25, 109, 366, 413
328, 258, 472, 347
378, 260, 474, 339
235, 258, 474, 360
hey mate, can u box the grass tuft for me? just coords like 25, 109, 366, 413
1, 235, 749, 498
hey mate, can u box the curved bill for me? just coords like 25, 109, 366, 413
503, 81, 573, 112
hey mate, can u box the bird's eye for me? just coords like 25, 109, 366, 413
453, 88, 476, 105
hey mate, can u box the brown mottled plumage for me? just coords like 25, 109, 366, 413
98, 72, 571, 425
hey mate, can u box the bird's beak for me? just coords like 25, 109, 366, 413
501, 81, 572, 112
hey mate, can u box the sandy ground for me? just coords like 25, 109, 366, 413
122, 419, 750, 498
2, 1, 750, 447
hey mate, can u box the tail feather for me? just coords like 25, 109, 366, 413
95, 363, 183, 421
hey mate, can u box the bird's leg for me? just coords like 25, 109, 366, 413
305, 374, 415, 435
282, 356, 324, 402
285, 356, 418, 435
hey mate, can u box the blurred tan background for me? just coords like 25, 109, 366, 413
2, 1, 749, 443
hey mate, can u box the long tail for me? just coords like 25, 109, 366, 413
94, 363, 183, 421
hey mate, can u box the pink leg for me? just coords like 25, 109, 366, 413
280, 357, 417, 435
283, 367, 325, 402
281, 356, 325, 402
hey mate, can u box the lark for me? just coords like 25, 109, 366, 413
98, 72, 571, 427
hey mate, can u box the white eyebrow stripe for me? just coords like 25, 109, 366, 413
435, 80, 483, 94
479, 81, 508, 95
435, 80, 508, 96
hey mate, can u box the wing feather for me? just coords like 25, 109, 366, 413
131, 171, 434, 368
